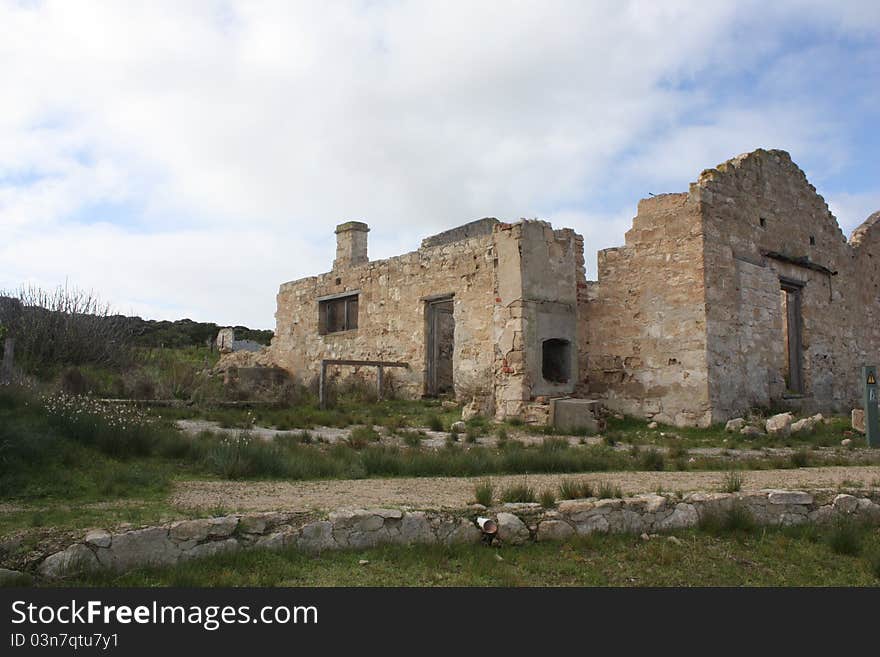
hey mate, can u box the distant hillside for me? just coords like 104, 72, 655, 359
117, 316, 274, 349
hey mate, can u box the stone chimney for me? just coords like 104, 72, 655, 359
334, 221, 369, 269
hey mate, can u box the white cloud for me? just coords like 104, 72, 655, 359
0, 1, 877, 326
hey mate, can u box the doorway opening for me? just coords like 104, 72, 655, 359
425, 298, 454, 396
780, 279, 804, 394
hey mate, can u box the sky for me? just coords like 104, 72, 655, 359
1, 1, 878, 329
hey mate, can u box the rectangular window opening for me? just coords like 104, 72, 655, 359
780, 282, 804, 394
319, 294, 359, 334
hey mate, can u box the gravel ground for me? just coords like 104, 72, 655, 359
171, 465, 880, 512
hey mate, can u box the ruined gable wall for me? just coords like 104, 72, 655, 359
699, 150, 880, 420
269, 233, 498, 403
582, 193, 711, 426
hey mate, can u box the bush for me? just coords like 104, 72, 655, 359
558, 478, 594, 500
828, 518, 863, 556
699, 503, 756, 535
596, 482, 623, 499
501, 481, 536, 503
722, 470, 743, 493
539, 489, 557, 508
347, 426, 380, 449
474, 480, 494, 506
790, 449, 810, 468
640, 448, 665, 471
0, 284, 134, 375
427, 415, 444, 432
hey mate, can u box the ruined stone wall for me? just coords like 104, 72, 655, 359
269, 232, 498, 404
492, 221, 585, 420
269, 219, 584, 421
582, 194, 711, 426
697, 149, 880, 421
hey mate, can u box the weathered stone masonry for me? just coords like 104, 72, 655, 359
258, 148, 879, 426
268, 218, 584, 421
583, 149, 880, 426
26, 488, 880, 578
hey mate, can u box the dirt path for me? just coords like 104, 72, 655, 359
171, 465, 880, 512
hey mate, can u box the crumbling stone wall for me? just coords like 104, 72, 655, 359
582, 193, 711, 426
583, 148, 880, 426
270, 228, 498, 405
27, 488, 880, 579
698, 149, 880, 421
269, 219, 584, 420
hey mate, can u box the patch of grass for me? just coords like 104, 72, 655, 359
500, 481, 536, 503
596, 482, 623, 499
474, 480, 494, 507
539, 489, 557, 508
427, 415, 444, 432
790, 449, 810, 468
828, 518, 863, 556
640, 448, 665, 471
400, 430, 423, 447
722, 470, 743, 493
558, 478, 594, 500
699, 503, 756, 535
347, 426, 380, 449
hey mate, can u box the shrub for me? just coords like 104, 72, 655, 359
790, 449, 810, 468
558, 478, 594, 500
427, 415, 444, 432
1, 284, 134, 374
699, 503, 756, 535
400, 430, 423, 447
722, 470, 743, 493
501, 481, 536, 503
596, 482, 623, 499
474, 480, 494, 506
640, 448, 665, 471
828, 518, 863, 556
539, 489, 557, 508
465, 428, 479, 443
347, 426, 380, 449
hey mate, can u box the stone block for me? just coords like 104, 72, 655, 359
550, 398, 600, 434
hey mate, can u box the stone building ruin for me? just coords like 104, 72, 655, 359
256, 148, 879, 427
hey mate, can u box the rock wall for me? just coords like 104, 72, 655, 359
582, 193, 711, 426
270, 230, 498, 405
582, 149, 880, 427
269, 219, 584, 421
697, 150, 880, 421
25, 489, 880, 578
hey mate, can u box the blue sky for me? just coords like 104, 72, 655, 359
1, 1, 878, 328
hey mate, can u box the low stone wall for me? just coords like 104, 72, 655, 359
23, 489, 880, 579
